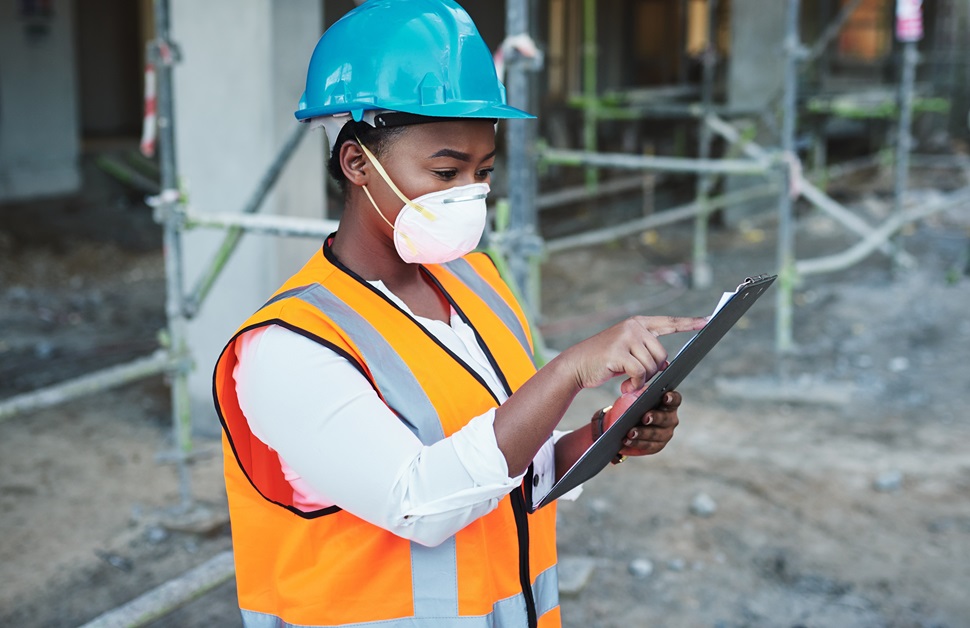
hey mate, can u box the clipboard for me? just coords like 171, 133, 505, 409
532, 273, 776, 512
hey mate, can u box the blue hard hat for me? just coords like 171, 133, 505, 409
294, 0, 533, 122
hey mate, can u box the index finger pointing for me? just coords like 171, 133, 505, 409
635, 316, 708, 337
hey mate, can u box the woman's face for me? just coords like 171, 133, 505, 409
363, 119, 497, 224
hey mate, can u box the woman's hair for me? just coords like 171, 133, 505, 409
327, 121, 407, 194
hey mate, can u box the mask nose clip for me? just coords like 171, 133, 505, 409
442, 193, 488, 204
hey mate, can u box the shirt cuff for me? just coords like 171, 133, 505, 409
530, 429, 583, 507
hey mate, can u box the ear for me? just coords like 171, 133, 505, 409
339, 140, 368, 187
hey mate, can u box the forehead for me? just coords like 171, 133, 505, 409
391, 120, 496, 155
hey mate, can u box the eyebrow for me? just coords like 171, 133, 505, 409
427, 148, 497, 162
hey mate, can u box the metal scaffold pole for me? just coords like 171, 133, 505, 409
582, 0, 598, 189
540, 149, 769, 174
0, 352, 176, 422
776, 0, 801, 354
152, 0, 193, 510
893, 41, 919, 267
692, 0, 719, 290
505, 0, 541, 314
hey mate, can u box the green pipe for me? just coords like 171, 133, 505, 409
540, 149, 770, 175
95, 155, 160, 195
805, 96, 949, 119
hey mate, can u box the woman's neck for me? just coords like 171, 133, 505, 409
329, 203, 451, 322
330, 201, 415, 286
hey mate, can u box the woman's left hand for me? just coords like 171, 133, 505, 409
604, 388, 682, 458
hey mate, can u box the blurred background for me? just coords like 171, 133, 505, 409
1, 1, 969, 626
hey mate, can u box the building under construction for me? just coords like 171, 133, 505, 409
2, 1, 970, 626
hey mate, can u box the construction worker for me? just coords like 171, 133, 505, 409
213, 1, 707, 626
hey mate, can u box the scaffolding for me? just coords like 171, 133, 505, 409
4, 0, 969, 625
0, 1, 341, 513
527, 0, 965, 354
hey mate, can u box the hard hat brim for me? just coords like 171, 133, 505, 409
296, 101, 535, 123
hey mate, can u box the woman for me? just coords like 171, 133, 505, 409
213, 1, 707, 626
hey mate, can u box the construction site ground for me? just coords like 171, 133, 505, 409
2, 157, 969, 627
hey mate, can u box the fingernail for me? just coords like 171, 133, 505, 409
645, 414, 654, 425
629, 429, 638, 439
624, 439, 633, 447
665, 393, 673, 404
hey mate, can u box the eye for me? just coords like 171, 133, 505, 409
433, 169, 458, 180
476, 167, 494, 180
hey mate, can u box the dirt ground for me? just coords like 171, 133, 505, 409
1, 157, 969, 627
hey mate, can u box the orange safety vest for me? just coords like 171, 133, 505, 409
213, 238, 560, 628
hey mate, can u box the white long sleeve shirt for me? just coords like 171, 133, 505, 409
233, 280, 576, 548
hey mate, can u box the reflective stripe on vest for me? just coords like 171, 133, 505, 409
239, 564, 559, 628
268, 256, 531, 366
269, 283, 445, 445
440, 258, 532, 359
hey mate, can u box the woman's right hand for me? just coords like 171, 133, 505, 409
558, 316, 708, 394
496, 314, 706, 477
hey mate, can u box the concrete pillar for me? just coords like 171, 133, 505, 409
171, 0, 325, 435
728, 0, 787, 110
724, 0, 788, 225
945, 0, 970, 139
0, 2, 81, 202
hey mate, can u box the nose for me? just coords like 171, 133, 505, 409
458, 172, 481, 186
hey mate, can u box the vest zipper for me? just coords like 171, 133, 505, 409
510, 486, 538, 628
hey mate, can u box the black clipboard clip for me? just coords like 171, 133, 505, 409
737, 274, 772, 291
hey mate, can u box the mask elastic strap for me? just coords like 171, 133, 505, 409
361, 184, 418, 254
356, 137, 437, 221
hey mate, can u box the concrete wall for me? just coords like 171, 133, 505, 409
0, 3, 81, 202
171, 0, 325, 434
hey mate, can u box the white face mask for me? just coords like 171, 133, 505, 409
357, 140, 489, 265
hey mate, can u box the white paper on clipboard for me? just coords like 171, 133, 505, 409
711, 289, 738, 318
670, 283, 747, 361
